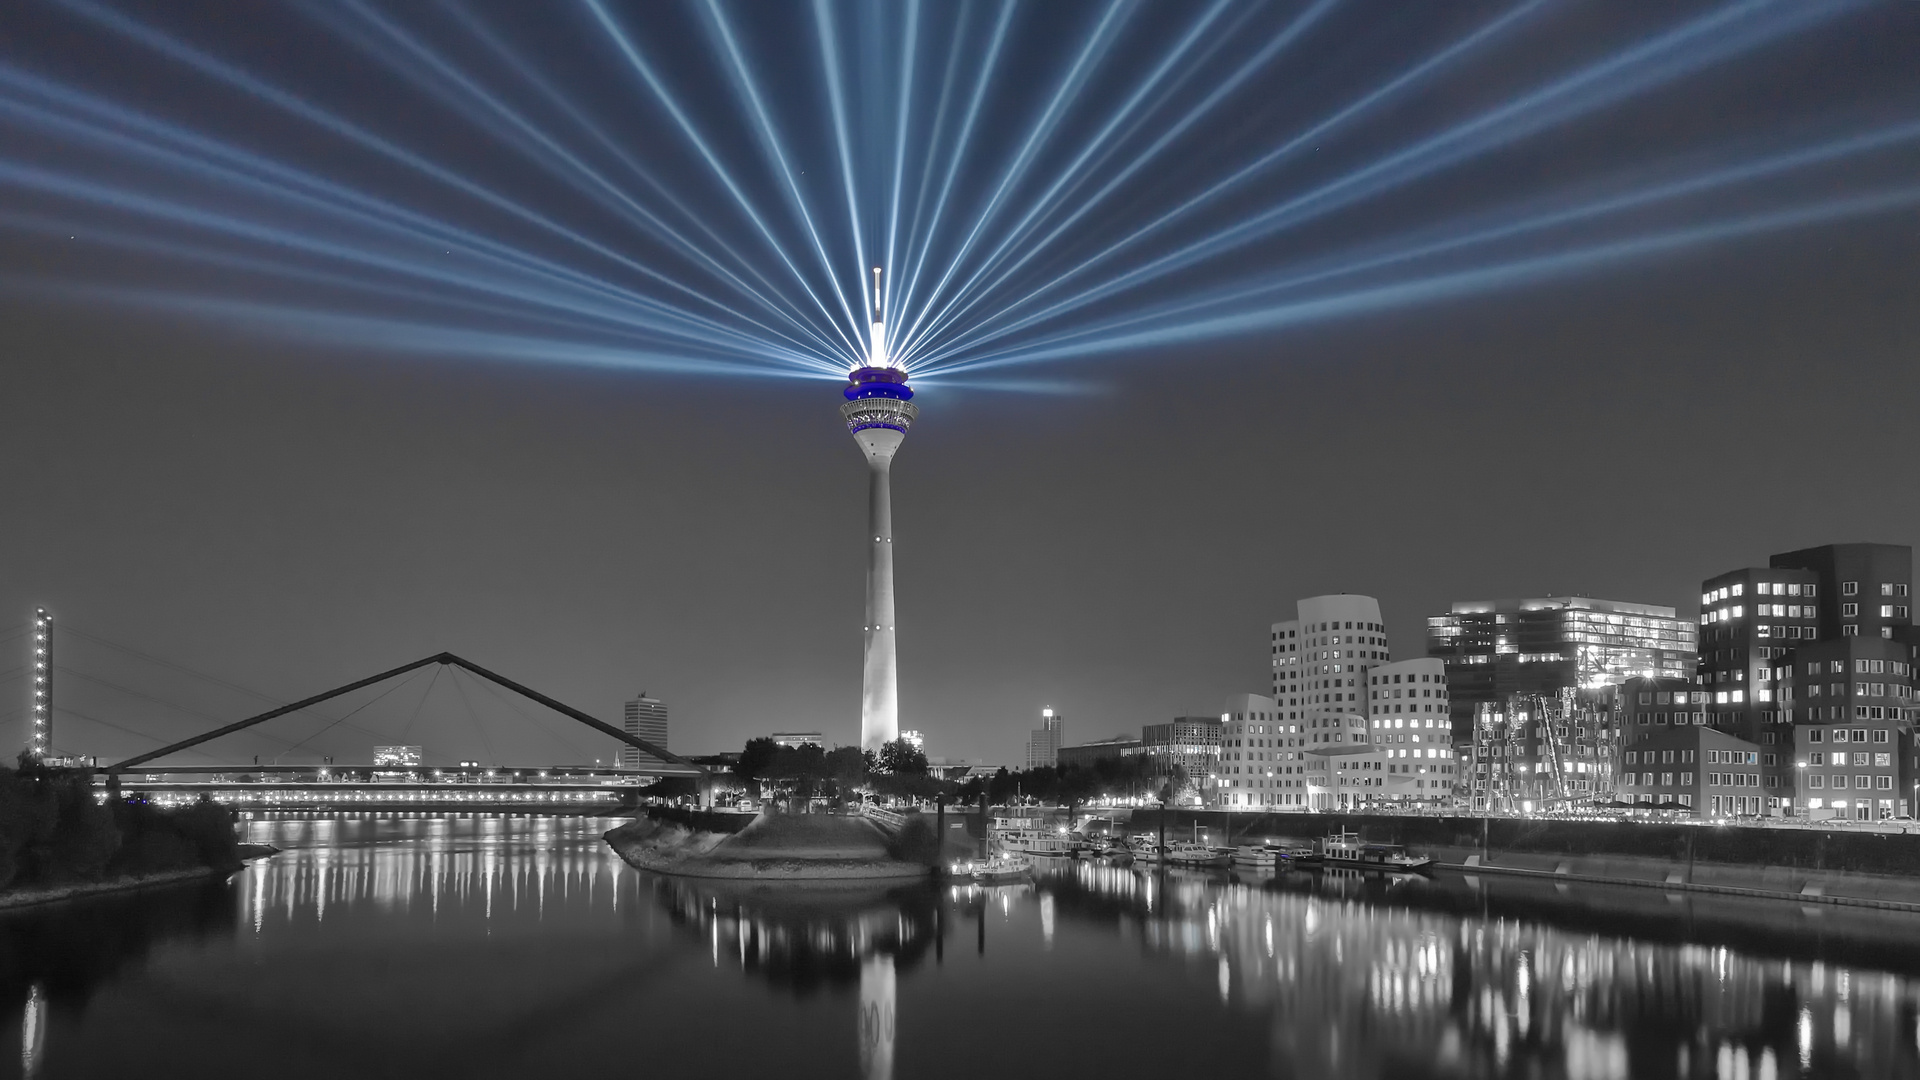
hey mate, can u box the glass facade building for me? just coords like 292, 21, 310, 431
1428, 597, 1696, 739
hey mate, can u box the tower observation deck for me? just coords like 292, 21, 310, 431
842, 270, 916, 750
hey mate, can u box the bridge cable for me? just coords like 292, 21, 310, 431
275, 666, 431, 760
392, 664, 443, 746
53, 665, 305, 755
57, 706, 228, 762
445, 665, 500, 767
460, 665, 595, 763
58, 622, 378, 734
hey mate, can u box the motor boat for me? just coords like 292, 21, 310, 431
1316, 831, 1434, 872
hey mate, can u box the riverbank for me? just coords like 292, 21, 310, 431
605, 810, 935, 880
0, 865, 231, 912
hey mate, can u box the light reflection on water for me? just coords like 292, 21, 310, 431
0, 816, 1917, 1078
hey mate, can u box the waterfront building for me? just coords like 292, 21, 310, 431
1024, 709, 1065, 769
1140, 716, 1222, 802
899, 729, 925, 752
1428, 596, 1696, 738
1770, 543, 1913, 641
1217, 694, 1287, 809
1363, 659, 1458, 808
1465, 688, 1618, 813
771, 732, 824, 749
1696, 566, 1820, 746
1270, 593, 1390, 733
1778, 634, 1919, 820
1698, 544, 1914, 815
1055, 736, 1142, 770
1618, 723, 1763, 816
620, 693, 669, 768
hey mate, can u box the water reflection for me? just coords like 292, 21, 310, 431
1, 817, 1919, 1078
1040, 861, 1920, 1079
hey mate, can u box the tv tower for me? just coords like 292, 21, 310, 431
841, 268, 917, 750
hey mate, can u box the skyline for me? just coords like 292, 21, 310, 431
3, 2, 1919, 766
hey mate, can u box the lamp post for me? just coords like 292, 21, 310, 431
1796, 759, 1808, 820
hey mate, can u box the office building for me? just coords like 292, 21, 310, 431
1770, 543, 1913, 641
1141, 716, 1222, 801
1024, 709, 1065, 770
1271, 593, 1390, 738
1697, 543, 1915, 816
621, 694, 670, 768
1056, 736, 1142, 770
1362, 658, 1458, 807
899, 729, 925, 752
1465, 688, 1618, 813
1428, 596, 1696, 738
1618, 724, 1764, 816
1696, 566, 1821, 745
1217, 694, 1286, 809
1779, 634, 1918, 820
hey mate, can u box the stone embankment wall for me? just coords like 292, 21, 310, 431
1129, 808, 1920, 909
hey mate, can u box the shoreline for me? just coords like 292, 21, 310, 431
0, 866, 235, 913
605, 813, 934, 882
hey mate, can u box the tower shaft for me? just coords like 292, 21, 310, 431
861, 452, 898, 750
842, 362, 916, 752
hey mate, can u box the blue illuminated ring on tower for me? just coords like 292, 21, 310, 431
841, 366, 918, 434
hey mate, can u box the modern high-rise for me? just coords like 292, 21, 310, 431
621, 694, 669, 768
840, 281, 917, 751
1779, 634, 1918, 820
1698, 543, 1913, 816
1428, 596, 1696, 738
1270, 594, 1392, 738
1770, 543, 1913, 641
1024, 709, 1064, 770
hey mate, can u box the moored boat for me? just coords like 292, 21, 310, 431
966, 854, 1034, 882
1316, 831, 1434, 872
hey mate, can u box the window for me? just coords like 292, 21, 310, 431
1843, 603, 1860, 617
1811, 752, 1825, 765
1808, 728, 1824, 743
1880, 776, 1895, 790
1881, 606, 1895, 619
1854, 728, 1868, 741
1876, 753, 1893, 767
1845, 625, 1860, 637
1875, 728, 1890, 742
1844, 581, 1859, 596
1810, 775, 1825, 789
1807, 585, 1818, 597
1833, 775, 1848, 789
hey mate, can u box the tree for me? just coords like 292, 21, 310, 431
876, 738, 928, 775
825, 745, 868, 802
735, 737, 778, 783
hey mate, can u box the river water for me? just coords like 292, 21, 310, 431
2, 816, 1919, 1079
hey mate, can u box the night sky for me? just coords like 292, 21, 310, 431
2, 1, 1918, 768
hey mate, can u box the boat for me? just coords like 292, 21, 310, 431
1164, 841, 1234, 869
1315, 831, 1434, 872
995, 828, 1076, 857
1128, 836, 1231, 868
966, 854, 1033, 882
1233, 843, 1311, 868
